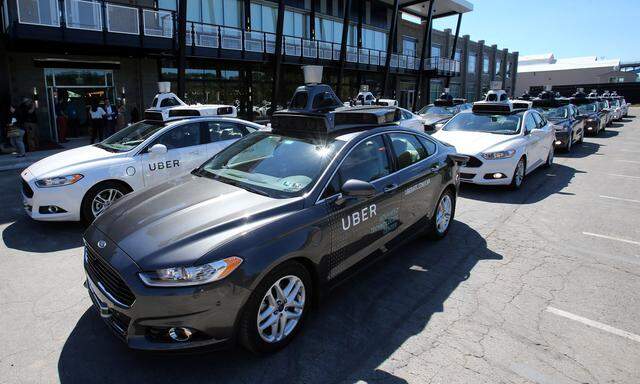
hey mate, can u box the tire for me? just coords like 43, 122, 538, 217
544, 146, 554, 168
239, 261, 312, 354
578, 129, 584, 144
565, 134, 572, 152
427, 189, 456, 240
509, 157, 526, 190
81, 181, 130, 226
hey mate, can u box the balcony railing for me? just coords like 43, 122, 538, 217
11, 0, 460, 76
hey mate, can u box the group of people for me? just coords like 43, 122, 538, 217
84, 98, 127, 144
3, 98, 39, 158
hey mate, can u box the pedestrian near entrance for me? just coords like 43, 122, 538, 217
19, 98, 39, 151
89, 101, 106, 144
103, 98, 117, 138
115, 102, 126, 132
6, 118, 25, 157
55, 99, 68, 143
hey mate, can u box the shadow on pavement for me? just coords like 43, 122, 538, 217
58, 221, 501, 384
460, 163, 584, 204
2, 217, 84, 253
555, 140, 602, 159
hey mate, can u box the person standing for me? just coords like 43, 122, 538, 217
89, 101, 106, 144
55, 99, 68, 143
6, 118, 25, 157
20, 98, 39, 151
103, 98, 116, 138
115, 102, 126, 132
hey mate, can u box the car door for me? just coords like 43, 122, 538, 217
139, 121, 204, 188
385, 132, 441, 238
523, 112, 543, 171
204, 121, 255, 156
532, 110, 553, 163
319, 134, 399, 279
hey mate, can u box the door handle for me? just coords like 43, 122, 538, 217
384, 183, 398, 193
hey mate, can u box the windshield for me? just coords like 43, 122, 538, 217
197, 132, 345, 198
418, 106, 455, 115
577, 103, 597, 114
538, 106, 568, 119
99, 120, 166, 152
609, 99, 620, 107
443, 112, 522, 135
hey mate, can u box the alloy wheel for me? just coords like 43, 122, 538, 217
435, 194, 452, 234
514, 160, 525, 187
257, 275, 306, 343
91, 188, 124, 218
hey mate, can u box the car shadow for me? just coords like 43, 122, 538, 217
555, 140, 602, 159
58, 221, 502, 384
460, 163, 584, 204
608, 122, 624, 129
2, 217, 84, 253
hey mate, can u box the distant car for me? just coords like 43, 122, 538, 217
433, 91, 555, 189
532, 96, 584, 152
620, 98, 630, 117
575, 96, 607, 135
607, 97, 624, 121
599, 99, 614, 126
21, 108, 264, 224
398, 108, 425, 131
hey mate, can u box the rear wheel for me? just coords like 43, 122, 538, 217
239, 261, 312, 354
510, 157, 526, 190
427, 189, 456, 240
81, 181, 130, 225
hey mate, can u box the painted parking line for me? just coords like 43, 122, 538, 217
615, 160, 640, 164
599, 195, 640, 204
546, 307, 640, 343
582, 232, 640, 246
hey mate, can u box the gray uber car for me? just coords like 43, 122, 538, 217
83, 95, 466, 354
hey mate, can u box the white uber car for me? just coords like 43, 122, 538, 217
21, 107, 264, 223
433, 95, 555, 189
398, 107, 425, 131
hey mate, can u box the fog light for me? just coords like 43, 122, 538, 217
493, 173, 504, 179
587, 127, 593, 131
168, 327, 193, 342
554, 140, 562, 145
38, 205, 67, 214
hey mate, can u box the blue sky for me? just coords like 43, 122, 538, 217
432, 0, 640, 61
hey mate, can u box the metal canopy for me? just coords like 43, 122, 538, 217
395, 0, 473, 18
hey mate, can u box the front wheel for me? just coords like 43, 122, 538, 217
239, 261, 312, 354
544, 146, 554, 168
427, 189, 456, 240
81, 181, 129, 225
510, 157, 526, 190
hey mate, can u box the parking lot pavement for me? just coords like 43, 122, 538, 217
1, 109, 640, 384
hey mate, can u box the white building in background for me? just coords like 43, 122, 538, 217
515, 53, 637, 96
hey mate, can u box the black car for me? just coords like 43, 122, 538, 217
572, 93, 607, 135
82, 83, 466, 354
532, 92, 584, 151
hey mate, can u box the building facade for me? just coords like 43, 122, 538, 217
0, 0, 518, 143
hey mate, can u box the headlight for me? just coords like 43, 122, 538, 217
138, 256, 243, 287
481, 149, 516, 160
35, 174, 83, 188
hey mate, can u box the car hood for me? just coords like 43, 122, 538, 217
432, 130, 517, 155
420, 114, 452, 125
26, 145, 123, 178
92, 174, 303, 270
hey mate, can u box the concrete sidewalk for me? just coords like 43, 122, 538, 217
0, 137, 91, 172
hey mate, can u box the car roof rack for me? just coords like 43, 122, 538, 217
472, 89, 528, 114
531, 91, 569, 108
569, 91, 594, 105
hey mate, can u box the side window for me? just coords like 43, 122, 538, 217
524, 114, 537, 133
417, 136, 437, 157
153, 122, 201, 150
160, 97, 181, 107
312, 91, 339, 109
366, 94, 373, 101
531, 111, 544, 128
322, 135, 391, 198
389, 133, 428, 170
205, 122, 250, 142
402, 110, 413, 120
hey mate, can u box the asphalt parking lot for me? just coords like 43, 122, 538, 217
1, 109, 640, 384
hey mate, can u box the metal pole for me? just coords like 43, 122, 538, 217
413, 0, 435, 112
336, 0, 351, 99
445, 13, 462, 88
382, 0, 400, 98
269, 0, 285, 116
176, 0, 187, 98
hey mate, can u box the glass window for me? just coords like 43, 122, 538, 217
483, 57, 489, 73
444, 113, 523, 135
495, 58, 502, 76
159, 0, 176, 10
538, 106, 569, 119
200, 132, 345, 197
324, 135, 390, 197
468, 53, 476, 74
204, 121, 253, 142
431, 45, 441, 58
532, 111, 544, 127
154, 122, 202, 150
403, 37, 417, 56
189, 0, 241, 27
389, 133, 428, 170
454, 49, 461, 62
524, 114, 536, 132
418, 136, 437, 156
99, 121, 166, 152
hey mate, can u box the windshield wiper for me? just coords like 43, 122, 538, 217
94, 143, 120, 152
236, 183, 271, 197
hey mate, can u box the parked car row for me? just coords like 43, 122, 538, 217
16, 68, 634, 355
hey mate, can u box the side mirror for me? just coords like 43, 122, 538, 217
335, 179, 377, 205
148, 143, 167, 155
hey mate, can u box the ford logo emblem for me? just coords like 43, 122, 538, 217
97, 240, 107, 249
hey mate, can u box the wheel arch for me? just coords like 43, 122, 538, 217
80, 178, 134, 222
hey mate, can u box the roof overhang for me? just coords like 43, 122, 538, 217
395, 0, 473, 19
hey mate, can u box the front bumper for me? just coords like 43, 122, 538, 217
20, 170, 83, 221
553, 131, 570, 148
584, 120, 600, 134
82, 230, 251, 351
457, 156, 518, 186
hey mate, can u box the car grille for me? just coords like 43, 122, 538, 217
22, 179, 34, 198
85, 246, 135, 307
464, 156, 483, 168
460, 173, 476, 180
